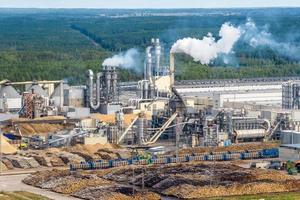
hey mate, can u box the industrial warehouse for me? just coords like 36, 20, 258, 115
2, 38, 300, 199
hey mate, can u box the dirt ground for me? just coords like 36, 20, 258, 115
23, 161, 300, 199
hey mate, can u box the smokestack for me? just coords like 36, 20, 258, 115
170, 52, 175, 88
155, 38, 161, 76
145, 46, 152, 81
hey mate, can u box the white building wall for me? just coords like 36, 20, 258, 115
218, 92, 281, 107
0, 98, 22, 111
177, 84, 281, 93
177, 83, 282, 108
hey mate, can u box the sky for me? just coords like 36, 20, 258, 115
0, 0, 300, 9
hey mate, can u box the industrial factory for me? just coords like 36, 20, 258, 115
3, 38, 300, 199
1, 38, 300, 150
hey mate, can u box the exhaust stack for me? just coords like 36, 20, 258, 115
170, 52, 175, 88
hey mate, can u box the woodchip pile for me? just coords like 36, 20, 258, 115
1, 144, 130, 172
23, 161, 300, 199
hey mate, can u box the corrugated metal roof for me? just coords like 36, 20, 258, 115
27, 84, 48, 97
0, 85, 21, 98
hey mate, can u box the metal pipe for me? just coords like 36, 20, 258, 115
155, 39, 161, 76
144, 80, 149, 99
146, 47, 152, 81
60, 80, 64, 109
137, 80, 143, 99
9, 80, 62, 85
106, 73, 111, 102
88, 70, 101, 110
112, 67, 118, 101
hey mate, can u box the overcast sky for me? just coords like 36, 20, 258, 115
0, 0, 300, 9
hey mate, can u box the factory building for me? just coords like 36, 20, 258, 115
175, 78, 299, 108
51, 83, 70, 107
0, 85, 22, 112
282, 80, 300, 109
3, 38, 300, 149
51, 84, 85, 108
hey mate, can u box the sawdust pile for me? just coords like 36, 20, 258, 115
63, 143, 123, 161
24, 162, 300, 199
0, 161, 8, 171
179, 142, 279, 155
163, 181, 300, 199
23, 169, 160, 200
18, 123, 65, 135
65, 143, 120, 153
0, 135, 17, 154
3, 116, 71, 136
52, 175, 111, 194
23, 169, 70, 187
91, 114, 138, 126
101, 162, 300, 199
11, 116, 66, 122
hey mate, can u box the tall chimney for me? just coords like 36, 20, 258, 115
170, 52, 175, 88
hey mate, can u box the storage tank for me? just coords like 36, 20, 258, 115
0, 85, 22, 112
136, 114, 148, 145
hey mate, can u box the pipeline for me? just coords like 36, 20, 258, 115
70, 148, 279, 171
87, 70, 101, 110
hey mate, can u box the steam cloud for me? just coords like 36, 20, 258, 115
102, 48, 140, 69
171, 18, 300, 65
241, 18, 300, 60
171, 23, 241, 65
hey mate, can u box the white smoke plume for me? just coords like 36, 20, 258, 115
102, 48, 140, 69
171, 23, 241, 65
171, 18, 300, 65
241, 18, 300, 59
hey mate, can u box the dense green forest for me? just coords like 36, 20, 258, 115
0, 8, 300, 84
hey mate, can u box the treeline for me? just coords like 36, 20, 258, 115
1, 10, 300, 84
